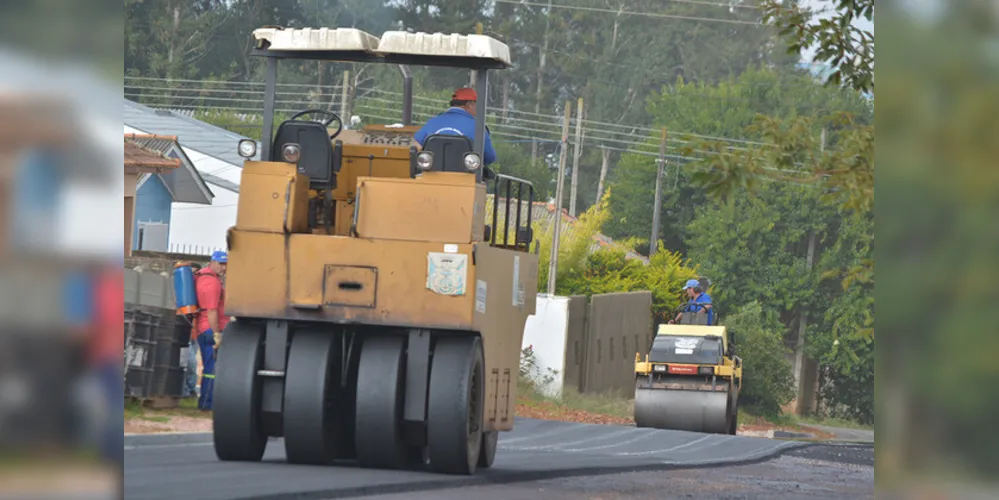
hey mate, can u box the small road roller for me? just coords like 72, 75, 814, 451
212, 26, 539, 475
633, 304, 742, 435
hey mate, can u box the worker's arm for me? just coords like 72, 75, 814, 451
207, 310, 221, 339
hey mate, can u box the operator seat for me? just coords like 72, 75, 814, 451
271, 118, 342, 190
422, 134, 495, 181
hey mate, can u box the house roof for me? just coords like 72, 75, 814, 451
124, 137, 180, 173
129, 133, 213, 205
123, 98, 260, 168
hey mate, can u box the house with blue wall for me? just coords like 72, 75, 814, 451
126, 133, 213, 252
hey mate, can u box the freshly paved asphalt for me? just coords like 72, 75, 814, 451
125, 417, 810, 500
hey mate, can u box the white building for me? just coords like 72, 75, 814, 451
123, 99, 260, 253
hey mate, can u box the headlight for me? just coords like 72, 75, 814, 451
238, 139, 257, 158
463, 152, 482, 171
416, 151, 433, 171
653, 364, 666, 372
282, 143, 301, 163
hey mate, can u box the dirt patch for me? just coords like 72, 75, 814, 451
125, 414, 213, 434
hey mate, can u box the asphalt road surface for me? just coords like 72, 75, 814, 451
125, 417, 872, 500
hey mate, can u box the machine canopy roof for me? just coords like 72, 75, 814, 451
251, 27, 512, 69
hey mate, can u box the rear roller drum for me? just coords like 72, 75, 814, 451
283, 330, 342, 464
354, 335, 412, 469
213, 322, 267, 461
427, 336, 484, 475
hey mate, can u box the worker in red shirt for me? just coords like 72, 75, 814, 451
90, 262, 124, 468
195, 251, 228, 411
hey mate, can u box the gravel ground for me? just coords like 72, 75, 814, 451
353, 444, 874, 500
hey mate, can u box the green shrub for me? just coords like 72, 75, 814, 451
722, 301, 796, 418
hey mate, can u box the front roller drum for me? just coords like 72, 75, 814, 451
283, 330, 344, 464
634, 388, 730, 434
354, 335, 414, 469
427, 336, 485, 475
213, 322, 268, 461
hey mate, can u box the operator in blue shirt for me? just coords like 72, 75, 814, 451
671, 279, 714, 325
413, 87, 498, 166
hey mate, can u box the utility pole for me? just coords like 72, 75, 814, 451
547, 101, 572, 295
649, 128, 667, 256
569, 97, 584, 217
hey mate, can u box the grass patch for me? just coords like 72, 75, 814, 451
124, 395, 209, 422
516, 377, 634, 423
793, 414, 873, 431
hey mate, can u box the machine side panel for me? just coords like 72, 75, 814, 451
235, 161, 310, 233
472, 245, 539, 432
225, 230, 289, 317
331, 147, 411, 201
355, 176, 481, 243
286, 235, 476, 328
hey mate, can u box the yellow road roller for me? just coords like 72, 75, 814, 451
633, 305, 742, 435
212, 26, 538, 475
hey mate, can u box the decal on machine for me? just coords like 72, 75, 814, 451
426, 252, 468, 296
512, 255, 524, 307
475, 279, 488, 314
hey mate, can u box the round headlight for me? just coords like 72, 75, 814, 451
238, 139, 257, 158
463, 152, 482, 171
416, 151, 434, 171
282, 143, 301, 163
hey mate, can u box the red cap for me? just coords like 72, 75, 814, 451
452, 87, 477, 101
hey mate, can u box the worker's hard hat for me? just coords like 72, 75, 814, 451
211, 250, 228, 263
452, 87, 477, 101
682, 279, 700, 290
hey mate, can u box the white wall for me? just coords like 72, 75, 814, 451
522, 294, 570, 398
124, 124, 241, 252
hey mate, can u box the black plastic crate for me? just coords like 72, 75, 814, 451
125, 367, 155, 398
125, 309, 159, 342
152, 366, 185, 398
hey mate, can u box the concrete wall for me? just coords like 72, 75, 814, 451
520, 290, 654, 399
580, 291, 654, 396
124, 267, 176, 310
562, 295, 588, 392
521, 294, 570, 397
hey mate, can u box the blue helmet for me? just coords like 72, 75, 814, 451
682, 279, 700, 290
211, 250, 228, 263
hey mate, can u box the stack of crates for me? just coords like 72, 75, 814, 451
124, 268, 191, 402
124, 308, 158, 398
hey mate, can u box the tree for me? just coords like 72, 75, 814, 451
678, 0, 874, 334
605, 66, 870, 255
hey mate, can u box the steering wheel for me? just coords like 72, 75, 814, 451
288, 109, 344, 140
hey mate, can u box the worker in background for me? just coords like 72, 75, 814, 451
183, 263, 203, 400
671, 279, 713, 325
194, 251, 228, 411
91, 261, 124, 469
414, 87, 498, 167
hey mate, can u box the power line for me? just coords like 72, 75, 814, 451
492, 0, 761, 25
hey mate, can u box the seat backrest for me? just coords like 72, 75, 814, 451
272, 120, 337, 190
422, 134, 473, 174
681, 309, 711, 326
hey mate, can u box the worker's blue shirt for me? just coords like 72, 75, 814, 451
414, 107, 497, 166
685, 292, 714, 325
